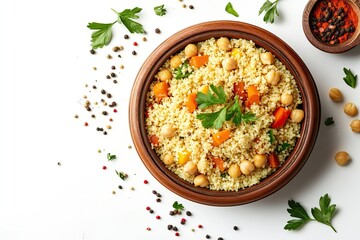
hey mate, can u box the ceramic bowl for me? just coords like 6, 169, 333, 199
303, 0, 360, 53
129, 21, 321, 206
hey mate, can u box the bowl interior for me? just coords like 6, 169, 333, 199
129, 21, 321, 206
303, 0, 360, 53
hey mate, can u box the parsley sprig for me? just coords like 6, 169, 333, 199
173, 201, 184, 211
87, 7, 145, 49
196, 85, 256, 129
174, 62, 193, 79
285, 194, 337, 232
154, 4, 167, 16
343, 68, 357, 88
259, 0, 280, 24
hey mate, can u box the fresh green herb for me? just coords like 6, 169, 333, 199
115, 170, 128, 180
325, 117, 335, 126
197, 84, 227, 109
268, 129, 275, 144
284, 194, 337, 232
259, 0, 279, 24
225, 2, 239, 17
154, 4, 167, 16
174, 62, 193, 79
196, 86, 256, 129
107, 153, 116, 161
220, 172, 228, 178
343, 68, 357, 88
173, 201, 184, 211
276, 143, 291, 153
87, 7, 144, 49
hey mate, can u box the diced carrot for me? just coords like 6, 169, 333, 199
189, 55, 209, 68
233, 82, 247, 101
271, 107, 291, 129
212, 129, 231, 147
178, 150, 191, 166
153, 82, 169, 102
245, 85, 260, 107
149, 135, 159, 146
268, 152, 280, 168
185, 93, 198, 113
210, 155, 226, 171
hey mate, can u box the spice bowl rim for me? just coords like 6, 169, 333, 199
302, 0, 360, 53
129, 20, 321, 206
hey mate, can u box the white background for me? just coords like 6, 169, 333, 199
1, 0, 359, 239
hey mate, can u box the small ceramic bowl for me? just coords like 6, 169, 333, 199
303, 0, 360, 53
129, 21, 321, 206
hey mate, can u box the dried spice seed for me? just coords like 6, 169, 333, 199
218, 238, 223, 240
144, 180, 149, 184
107, 93, 112, 98
118, 55, 122, 58
106, 75, 111, 79
142, 37, 147, 41
182, 4, 186, 8
102, 166, 107, 170
84, 122, 89, 126
186, 211, 192, 216
113, 80, 118, 84
107, 54, 112, 59
102, 111, 108, 115
92, 85, 97, 89
113, 109, 117, 113
146, 227, 151, 231
156, 198, 161, 202
156, 215, 161, 219
101, 89, 106, 94
167, 224, 173, 230
90, 49, 96, 54
173, 226, 178, 231
103, 131, 108, 135
198, 224, 203, 228
149, 209, 154, 214
112, 46, 120, 52
132, 50, 137, 55
91, 114, 95, 118
112, 190, 116, 194
155, 28, 161, 34
124, 34, 129, 39
175, 232, 180, 237
206, 235, 211, 239
189, 5, 194, 9
110, 72, 116, 77
156, 193, 161, 198
120, 65, 124, 69
146, 206, 151, 211
169, 210, 175, 216
74, 114, 79, 118
118, 185, 122, 189
133, 42, 138, 46
111, 65, 116, 70
180, 218, 186, 224
57, 162, 61, 166
233, 226, 239, 230
152, 190, 157, 194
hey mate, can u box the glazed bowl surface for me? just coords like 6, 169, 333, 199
129, 21, 321, 206
303, 0, 360, 53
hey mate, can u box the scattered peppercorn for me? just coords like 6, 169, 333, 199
206, 234, 211, 239
117, 54, 122, 58
144, 180, 149, 184
175, 232, 180, 237
90, 49, 96, 54
106, 54, 112, 59
156, 215, 161, 220
57, 162, 61, 166
173, 226, 178, 231
180, 218, 186, 224
113, 109, 117, 113
149, 209, 154, 214
156, 198, 161, 202
106, 75, 111, 79
110, 72, 116, 77
167, 224, 173, 230
84, 122, 89, 126
111, 65, 116, 70
233, 226, 239, 230
112, 46, 120, 52
103, 131, 107, 135
186, 211, 192, 216
92, 85, 97, 89
112, 190, 116, 194
120, 65, 124, 69
118, 185, 123, 189
107, 93, 112, 98
113, 80, 118, 84
146, 206, 151, 211
198, 224, 203, 228
218, 237, 224, 240
146, 227, 151, 231
124, 34, 129, 39
91, 114, 95, 118
101, 89, 106, 94
102, 111, 108, 115
133, 42, 138, 46
155, 28, 161, 34
189, 5, 194, 9
74, 114, 79, 118
152, 190, 157, 194
142, 37, 147, 41
182, 4, 186, 8
156, 193, 161, 198
132, 50, 137, 55
102, 166, 107, 170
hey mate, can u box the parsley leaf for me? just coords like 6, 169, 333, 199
259, 0, 279, 24
196, 84, 227, 109
276, 142, 291, 153
226, 96, 242, 124
343, 68, 357, 88
197, 107, 227, 129
174, 62, 192, 79
325, 117, 335, 126
173, 201, 184, 211
154, 4, 167, 16
225, 2, 239, 17
115, 170, 128, 180
87, 7, 144, 49
284, 194, 337, 232
87, 22, 116, 49
113, 7, 145, 34
107, 153, 117, 161
268, 129, 275, 144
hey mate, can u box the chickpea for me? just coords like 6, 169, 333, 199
184, 44, 198, 58
160, 124, 176, 138
266, 70, 281, 85
290, 109, 304, 123
328, 88, 343, 102
350, 119, 360, 133
157, 69, 172, 81
222, 57, 237, 71
228, 164, 241, 178
260, 52, 275, 65
163, 154, 174, 165
194, 174, 209, 187
239, 160, 255, 175
344, 102, 358, 117
184, 161, 198, 175
170, 55, 182, 68
335, 151, 351, 166
253, 154, 267, 168
216, 37, 232, 51
280, 93, 293, 106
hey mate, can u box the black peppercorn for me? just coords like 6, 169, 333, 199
186, 211, 192, 216
155, 28, 161, 34
132, 50, 137, 55
110, 72, 116, 77
124, 34, 129, 39
90, 49, 96, 54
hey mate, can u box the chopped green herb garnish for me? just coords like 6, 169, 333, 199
325, 117, 335, 126
173, 201, 184, 211
276, 143, 291, 153
196, 86, 257, 129
343, 68, 357, 88
284, 194, 337, 232
87, 7, 144, 49
225, 2, 239, 17
154, 4, 167, 16
174, 62, 193, 79
220, 172, 228, 178
259, 0, 280, 24
268, 129, 275, 144
115, 170, 128, 180
107, 153, 116, 161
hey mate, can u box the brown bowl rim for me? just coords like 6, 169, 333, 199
129, 20, 321, 206
302, 0, 360, 53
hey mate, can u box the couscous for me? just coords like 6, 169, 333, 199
145, 37, 303, 191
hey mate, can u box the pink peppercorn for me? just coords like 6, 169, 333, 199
113, 109, 117, 113
146, 227, 151, 231
198, 224, 203, 228
156, 215, 161, 220
175, 232, 180, 237
84, 122, 88, 126
146, 206, 151, 211
133, 42, 138, 46
102, 166, 107, 170
144, 180, 149, 184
